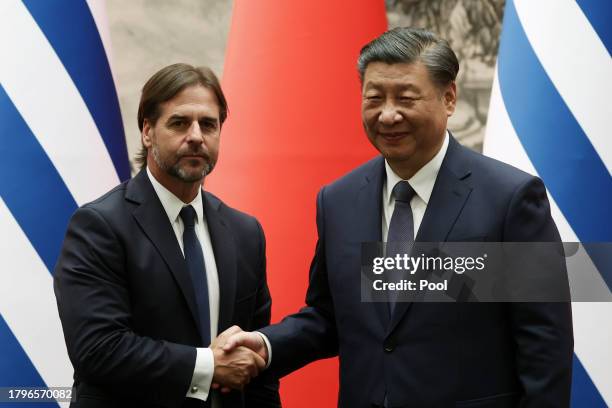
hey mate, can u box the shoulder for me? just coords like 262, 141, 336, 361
204, 192, 266, 262
204, 191, 262, 233
82, 181, 130, 213
69, 180, 132, 229
322, 156, 383, 197
452, 142, 539, 196
452, 143, 557, 238
58, 182, 132, 260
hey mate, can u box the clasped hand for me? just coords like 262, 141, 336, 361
211, 326, 269, 393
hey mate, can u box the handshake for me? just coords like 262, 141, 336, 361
210, 326, 268, 392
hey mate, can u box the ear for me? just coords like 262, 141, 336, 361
142, 119, 153, 148
443, 81, 457, 117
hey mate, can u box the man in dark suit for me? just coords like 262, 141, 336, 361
54, 63, 280, 408
223, 28, 573, 407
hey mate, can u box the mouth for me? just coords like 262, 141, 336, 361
378, 132, 410, 141
180, 154, 208, 161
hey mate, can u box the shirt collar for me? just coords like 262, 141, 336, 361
146, 167, 204, 225
384, 130, 450, 206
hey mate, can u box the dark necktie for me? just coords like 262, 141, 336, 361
386, 181, 416, 312
180, 205, 211, 345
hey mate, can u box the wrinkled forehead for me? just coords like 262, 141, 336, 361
159, 85, 220, 120
361, 61, 431, 91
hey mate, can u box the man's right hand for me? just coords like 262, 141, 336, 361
211, 326, 266, 391
222, 331, 269, 363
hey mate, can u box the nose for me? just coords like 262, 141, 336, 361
378, 103, 403, 126
186, 121, 204, 143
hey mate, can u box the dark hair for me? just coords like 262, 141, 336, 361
357, 27, 459, 89
134, 63, 228, 170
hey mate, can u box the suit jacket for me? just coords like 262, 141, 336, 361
54, 170, 280, 408
260, 136, 573, 408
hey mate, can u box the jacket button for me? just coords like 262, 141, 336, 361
384, 343, 394, 352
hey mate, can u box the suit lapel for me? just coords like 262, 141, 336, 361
355, 158, 390, 330
388, 137, 473, 333
415, 172, 472, 243
203, 193, 237, 334
127, 171, 201, 334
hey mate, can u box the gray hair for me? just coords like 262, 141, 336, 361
357, 27, 459, 89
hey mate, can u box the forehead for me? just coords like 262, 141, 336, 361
362, 61, 433, 90
159, 85, 220, 119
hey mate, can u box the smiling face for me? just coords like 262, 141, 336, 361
142, 85, 220, 191
361, 61, 456, 179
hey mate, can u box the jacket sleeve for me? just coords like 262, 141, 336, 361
54, 205, 195, 407
503, 176, 574, 407
259, 186, 339, 379
243, 219, 281, 407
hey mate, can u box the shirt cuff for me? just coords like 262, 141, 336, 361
186, 347, 214, 401
257, 331, 272, 369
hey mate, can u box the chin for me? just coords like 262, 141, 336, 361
178, 173, 205, 183
378, 144, 416, 161
170, 165, 206, 183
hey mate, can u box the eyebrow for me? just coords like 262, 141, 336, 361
166, 114, 187, 123
364, 83, 421, 93
165, 114, 218, 124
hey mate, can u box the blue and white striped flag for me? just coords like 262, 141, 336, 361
0, 0, 129, 405
484, 0, 611, 406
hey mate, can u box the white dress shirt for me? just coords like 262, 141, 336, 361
146, 168, 220, 405
382, 131, 449, 241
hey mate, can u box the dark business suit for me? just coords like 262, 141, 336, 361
260, 136, 573, 407
54, 170, 280, 408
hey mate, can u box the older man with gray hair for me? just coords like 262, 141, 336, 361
224, 28, 573, 407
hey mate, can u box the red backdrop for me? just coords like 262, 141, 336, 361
209, 1, 387, 406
